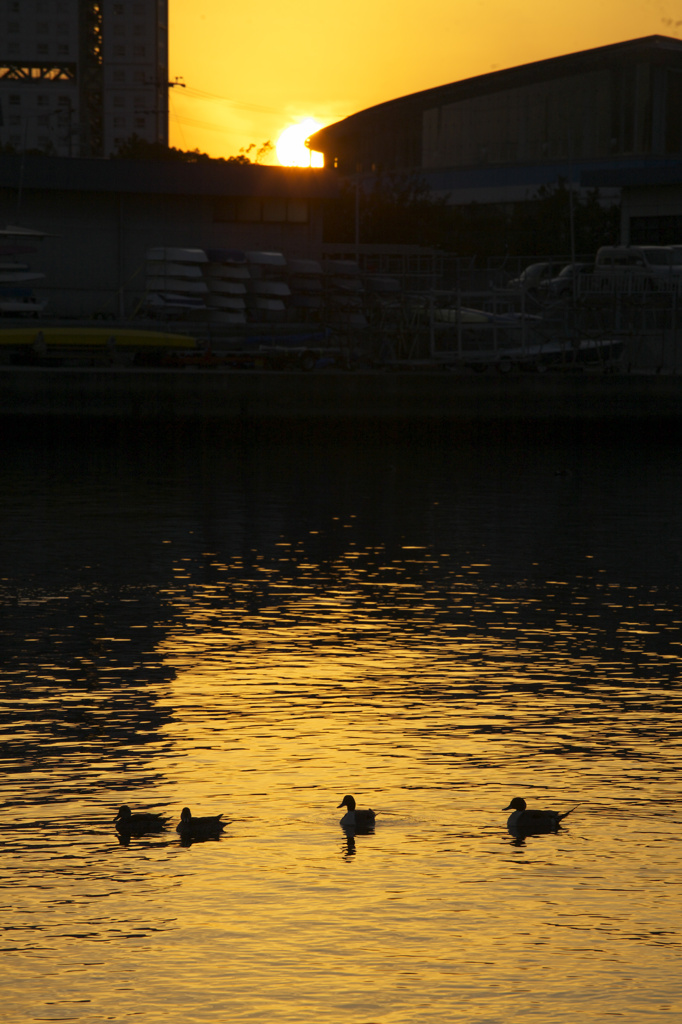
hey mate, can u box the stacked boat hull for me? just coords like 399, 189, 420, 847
0, 227, 47, 315
145, 247, 209, 315
205, 249, 249, 325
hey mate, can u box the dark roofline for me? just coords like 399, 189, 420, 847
0, 154, 338, 198
309, 35, 682, 149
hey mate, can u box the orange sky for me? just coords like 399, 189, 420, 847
168, 0, 682, 164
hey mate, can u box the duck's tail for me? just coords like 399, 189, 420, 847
558, 804, 579, 822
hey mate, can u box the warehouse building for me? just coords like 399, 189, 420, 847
309, 35, 682, 206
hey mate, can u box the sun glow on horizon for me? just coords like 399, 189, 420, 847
276, 119, 325, 167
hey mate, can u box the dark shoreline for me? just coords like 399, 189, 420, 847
3, 365, 682, 448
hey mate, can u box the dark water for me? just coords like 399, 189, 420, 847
1, 426, 681, 1023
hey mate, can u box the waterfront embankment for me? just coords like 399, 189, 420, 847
2, 365, 682, 427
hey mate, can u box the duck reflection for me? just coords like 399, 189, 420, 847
337, 795, 376, 859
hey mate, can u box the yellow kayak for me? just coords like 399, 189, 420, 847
0, 327, 198, 349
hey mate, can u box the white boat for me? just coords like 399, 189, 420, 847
208, 310, 247, 325
0, 267, 46, 284
330, 276, 363, 292
207, 294, 246, 310
434, 336, 625, 370
0, 296, 46, 314
146, 276, 208, 295
0, 224, 47, 239
145, 292, 207, 310
206, 278, 247, 296
247, 297, 286, 312
435, 306, 540, 325
145, 260, 204, 279
250, 280, 291, 297
146, 246, 207, 264
246, 251, 287, 268
206, 263, 250, 281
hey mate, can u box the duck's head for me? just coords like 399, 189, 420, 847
338, 795, 356, 810
180, 807, 192, 823
115, 804, 131, 823
503, 797, 527, 812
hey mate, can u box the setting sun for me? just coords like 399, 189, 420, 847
276, 119, 325, 167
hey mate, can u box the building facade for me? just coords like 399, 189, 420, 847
0, 0, 168, 158
309, 36, 682, 206
0, 155, 337, 317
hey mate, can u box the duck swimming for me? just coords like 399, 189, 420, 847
114, 805, 166, 835
338, 795, 376, 829
176, 806, 225, 840
503, 796, 577, 836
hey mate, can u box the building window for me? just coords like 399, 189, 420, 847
9, 94, 20, 106
262, 199, 287, 222
37, 95, 49, 107
630, 215, 682, 245
213, 197, 310, 223
133, 45, 146, 58
57, 44, 70, 56
113, 117, 126, 128
37, 44, 49, 56
114, 45, 125, 57
37, 22, 49, 34
287, 199, 308, 223
113, 70, 125, 83
135, 116, 146, 128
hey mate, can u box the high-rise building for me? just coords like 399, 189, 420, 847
0, 0, 168, 158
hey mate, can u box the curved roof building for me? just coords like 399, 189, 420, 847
309, 36, 682, 204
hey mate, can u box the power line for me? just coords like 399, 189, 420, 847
173, 82, 297, 116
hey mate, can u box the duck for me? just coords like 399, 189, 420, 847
503, 796, 577, 835
176, 806, 225, 840
114, 805, 166, 835
338, 795, 376, 829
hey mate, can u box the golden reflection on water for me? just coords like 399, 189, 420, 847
1, 433, 681, 1022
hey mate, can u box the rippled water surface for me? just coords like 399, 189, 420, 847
1, 424, 681, 1023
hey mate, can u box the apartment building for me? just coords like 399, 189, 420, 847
0, 0, 168, 157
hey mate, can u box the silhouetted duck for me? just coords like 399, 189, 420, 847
114, 805, 166, 835
176, 806, 225, 840
338, 795, 376, 829
503, 796, 577, 836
